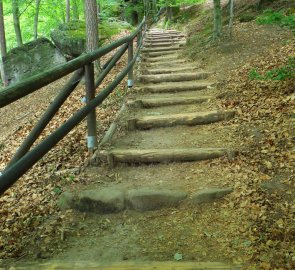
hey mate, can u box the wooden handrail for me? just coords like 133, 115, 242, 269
0, 18, 145, 108
0, 17, 146, 194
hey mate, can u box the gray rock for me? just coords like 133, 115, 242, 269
127, 188, 187, 212
192, 188, 233, 204
51, 21, 86, 57
3, 38, 66, 85
57, 191, 76, 210
77, 188, 125, 213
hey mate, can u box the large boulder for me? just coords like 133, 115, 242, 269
3, 38, 66, 85
51, 20, 133, 58
51, 21, 86, 58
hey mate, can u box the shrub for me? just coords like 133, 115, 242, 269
249, 57, 295, 81
239, 13, 256, 23
256, 9, 295, 32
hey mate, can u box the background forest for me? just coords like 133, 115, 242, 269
0, 0, 209, 51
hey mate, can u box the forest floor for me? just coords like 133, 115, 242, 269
0, 3, 294, 270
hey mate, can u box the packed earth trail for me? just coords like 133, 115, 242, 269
3, 28, 260, 269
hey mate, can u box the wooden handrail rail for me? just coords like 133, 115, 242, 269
0, 18, 145, 108
0, 17, 146, 194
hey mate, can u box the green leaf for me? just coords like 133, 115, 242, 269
53, 186, 62, 195
174, 252, 183, 261
242, 240, 252, 247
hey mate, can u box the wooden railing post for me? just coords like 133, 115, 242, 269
137, 29, 141, 49
85, 63, 97, 152
127, 40, 134, 88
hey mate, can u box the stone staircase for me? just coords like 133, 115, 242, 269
99, 29, 236, 167
53, 28, 241, 269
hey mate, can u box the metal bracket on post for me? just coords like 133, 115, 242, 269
85, 63, 98, 153
128, 40, 134, 88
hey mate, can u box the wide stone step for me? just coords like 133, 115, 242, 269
144, 59, 187, 68
141, 46, 181, 53
145, 38, 185, 43
142, 50, 181, 58
100, 148, 235, 166
142, 66, 197, 75
146, 33, 185, 38
139, 72, 211, 83
127, 110, 235, 130
127, 96, 213, 108
141, 81, 214, 93
147, 35, 185, 40
144, 41, 185, 48
14, 261, 242, 269
143, 54, 179, 63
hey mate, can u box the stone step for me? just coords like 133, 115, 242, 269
143, 59, 187, 67
144, 41, 185, 48
127, 96, 213, 108
139, 72, 211, 83
141, 46, 181, 53
140, 81, 214, 93
100, 148, 235, 166
147, 34, 183, 38
145, 38, 185, 43
142, 50, 181, 58
146, 34, 184, 37
127, 110, 235, 130
143, 54, 180, 63
142, 66, 197, 75
14, 261, 243, 269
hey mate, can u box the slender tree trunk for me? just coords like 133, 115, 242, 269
143, 0, 148, 17
66, 0, 70, 22
97, 2, 100, 23
228, 0, 234, 38
0, 0, 6, 57
213, 0, 222, 41
0, 0, 7, 86
84, 0, 100, 66
72, 0, 79, 20
12, 0, 23, 46
34, 0, 42, 40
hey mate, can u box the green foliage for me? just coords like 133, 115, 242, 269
249, 69, 265, 80
3, 0, 133, 51
157, 0, 205, 8
239, 13, 256, 23
53, 186, 62, 195
256, 9, 295, 32
174, 253, 183, 261
249, 57, 295, 81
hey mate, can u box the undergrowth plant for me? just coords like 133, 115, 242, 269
256, 9, 295, 33
249, 57, 295, 81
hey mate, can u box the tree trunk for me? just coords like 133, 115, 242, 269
213, 0, 222, 41
72, 0, 79, 20
34, 0, 42, 40
84, 0, 99, 65
66, 0, 70, 23
12, 0, 23, 46
97, 2, 101, 23
0, 0, 7, 86
228, 0, 234, 38
84, 0, 99, 151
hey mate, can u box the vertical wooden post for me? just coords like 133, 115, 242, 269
85, 63, 97, 153
137, 31, 141, 49
128, 40, 134, 88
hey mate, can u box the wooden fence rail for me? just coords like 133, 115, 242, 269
0, 17, 146, 195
